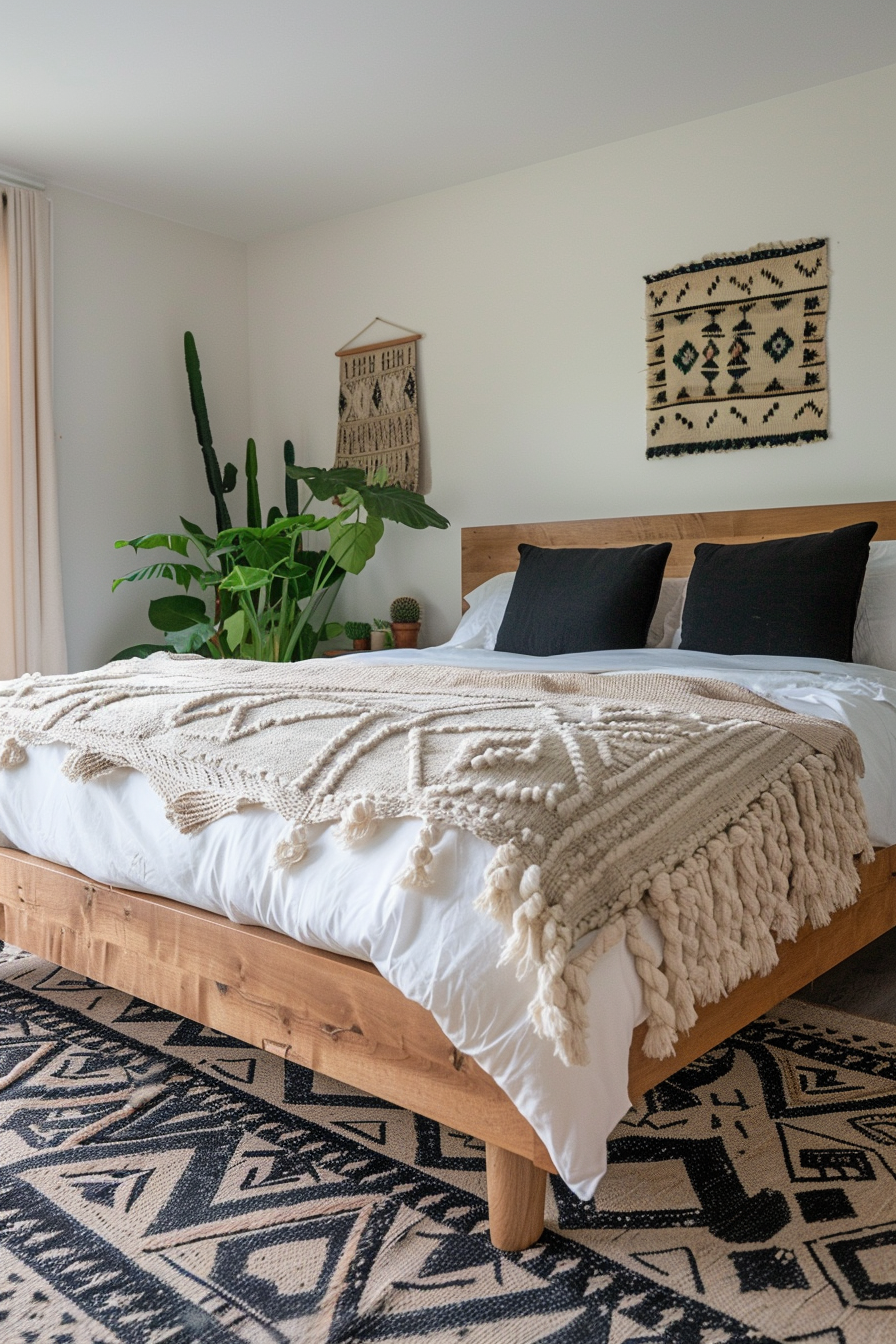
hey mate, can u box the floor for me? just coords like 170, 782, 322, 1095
795, 924, 896, 1026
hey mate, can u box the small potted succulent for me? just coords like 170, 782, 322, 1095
344, 620, 372, 651
370, 618, 393, 652
390, 596, 422, 648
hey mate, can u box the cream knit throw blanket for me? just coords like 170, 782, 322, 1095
0, 656, 872, 1067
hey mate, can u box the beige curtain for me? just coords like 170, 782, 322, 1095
0, 185, 67, 677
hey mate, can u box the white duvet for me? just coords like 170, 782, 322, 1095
2, 645, 896, 1199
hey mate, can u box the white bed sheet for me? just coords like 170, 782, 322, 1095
2, 646, 896, 1200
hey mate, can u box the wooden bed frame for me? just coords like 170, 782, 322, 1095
2, 499, 896, 1254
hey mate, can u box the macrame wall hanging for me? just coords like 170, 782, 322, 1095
645, 238, 828, 459
335, 318, 423, 491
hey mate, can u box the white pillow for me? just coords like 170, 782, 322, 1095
649, 577, 687, 649
853, 540, 896, 670
444, 572, 515, 648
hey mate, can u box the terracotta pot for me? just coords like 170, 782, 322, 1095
391, 621, 420, 649
352, 637, 370, 651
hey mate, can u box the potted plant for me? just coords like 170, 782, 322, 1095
370, 618, 393, 651
390, 596, 422, 648
344, 621, 372, 651
112, 333, 449, 662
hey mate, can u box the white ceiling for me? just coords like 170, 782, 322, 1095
1, 1, 896, 242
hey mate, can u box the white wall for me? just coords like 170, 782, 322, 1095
48, 186, 249, 670
247, 63, 896, 646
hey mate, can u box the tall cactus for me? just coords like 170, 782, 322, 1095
284, 440, 299, 517
245, 438, 262, 528
184, 332, 231, 532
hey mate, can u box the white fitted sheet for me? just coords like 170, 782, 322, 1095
2, 645, 896, 1199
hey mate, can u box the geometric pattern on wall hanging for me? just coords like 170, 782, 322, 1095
645, 238, 828, 459
335, 317, 422, 490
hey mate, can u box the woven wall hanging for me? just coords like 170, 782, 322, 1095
335, 318, 422, 490
645, 238, 828, 459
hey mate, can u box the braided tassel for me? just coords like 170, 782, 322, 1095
625, 907, 678, 1059
272, 821, 308, 870
396, 821, 442, 889
473, 840, 524, 925
498, 866, 546, 974
334, 796, 379, 847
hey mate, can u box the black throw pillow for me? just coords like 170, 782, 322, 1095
679, 521, 878, 661
494, 542, 672, 656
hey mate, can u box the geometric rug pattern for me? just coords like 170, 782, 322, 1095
0, 945, 894, 1342
645, 238, 828, 459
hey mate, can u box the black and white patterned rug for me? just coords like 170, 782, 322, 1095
0, 945, 895, 1343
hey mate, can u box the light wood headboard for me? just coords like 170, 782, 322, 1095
461, 500, 896, 598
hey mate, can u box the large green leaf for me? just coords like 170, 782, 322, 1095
148, 594, 209, 632
241, 535, 290, 572
115, 533, 192, 556
277, 548, 343, 595
165, 621, 216, 653
111, 643, 169, 660
218, 517, 325, 567
272, 558, 316, 601
206, 544, 238, 564
262, 513, 321, 538
218, 565, 270, 593
195, 568, 224, 589
216, 525, 266, 545
305, 547, 345, 588
223, 610, 247, 651
367, 514, 385, 545
179, 517, 216, 554
112, 562, 207, 592
326, 517, 384, 574
278, 558, 317, 579
284, 464, 366, 501
358, 483, 449, 530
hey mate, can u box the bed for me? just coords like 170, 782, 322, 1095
1, 498, 895, 1253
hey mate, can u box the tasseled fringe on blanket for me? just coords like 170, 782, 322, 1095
334, 796, 379, 847
273, 821, 308, 869
476, 752, 873, 1068
269, 805, 445, 889
270, 798, 382, 871
474, 841, 525, 925
395, 821, 443, 889
0, 737, 27, 769
75, 739, 866, 1070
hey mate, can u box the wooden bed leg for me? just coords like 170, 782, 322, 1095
485, 1143, 547, 1251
